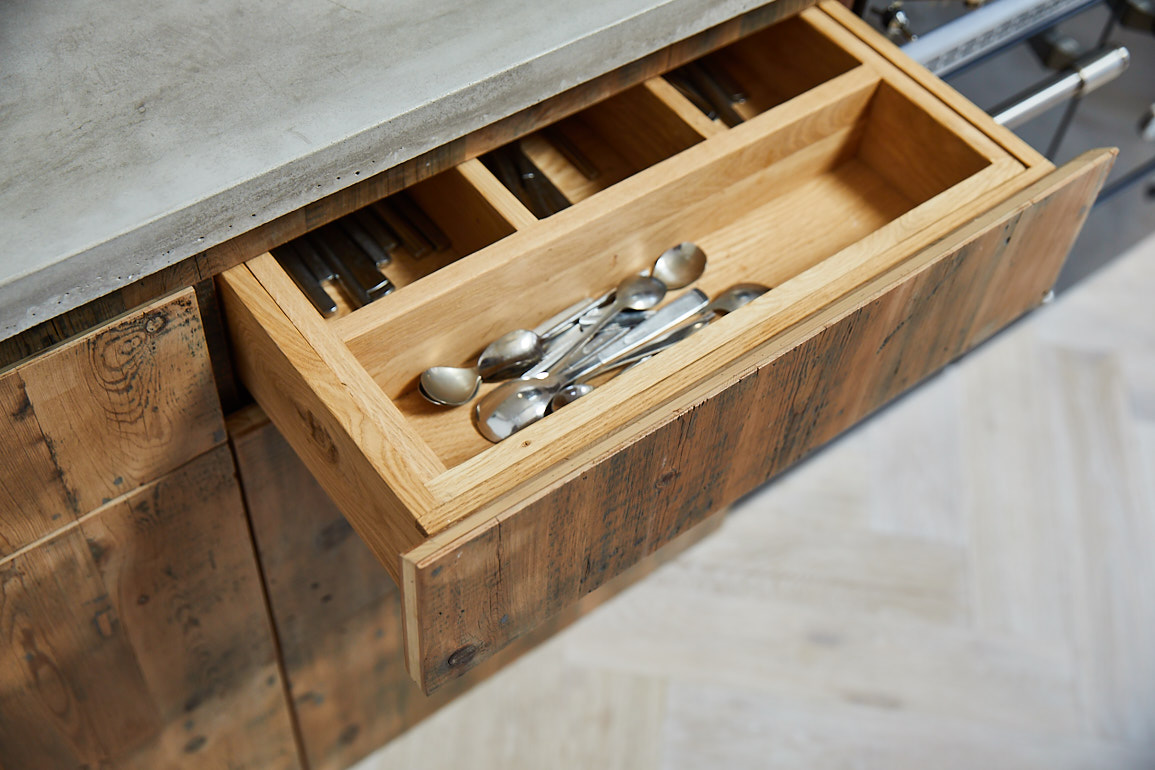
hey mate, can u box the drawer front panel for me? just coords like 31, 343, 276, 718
229, 407, 725, 767
0, 288, 225, 557
402, 150, 1114, 691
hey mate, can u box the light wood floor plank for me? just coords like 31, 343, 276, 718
962, 332, 1075, 643
862, 370, 969, 545
1042, 346, 1155, 746
562, 586, 1081, 733
661, 683, 1153, 770
356, 643, 665, 770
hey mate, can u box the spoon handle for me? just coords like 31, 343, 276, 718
575, 319, 709, 383
550, 295, 630, 375
532, 293, 612, 340
563, 289, 708, 382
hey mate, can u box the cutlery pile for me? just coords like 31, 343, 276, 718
481, 129, 600, 219
415, 242, 770, 442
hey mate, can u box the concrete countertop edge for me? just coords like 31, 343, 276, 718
0, 0, 766, 344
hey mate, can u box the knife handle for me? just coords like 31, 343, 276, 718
273, 243, 338, 317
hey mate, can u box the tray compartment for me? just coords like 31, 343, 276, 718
342, 71, 1004, 470
665, 14, 863, 125
284, 165, 523, 319
216, 3, 1109, 696
485, 82, 712, 215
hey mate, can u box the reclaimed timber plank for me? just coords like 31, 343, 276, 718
0, 288, 225, 558
0, 445, 300, 768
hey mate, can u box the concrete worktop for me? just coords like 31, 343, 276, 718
0, 0, 768, 342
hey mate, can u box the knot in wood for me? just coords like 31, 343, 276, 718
447, 644, 479, 668
143, 312, 168, 334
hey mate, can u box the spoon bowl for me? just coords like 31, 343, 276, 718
476, 289, 708, 441
709, 282, 769, 314
477, 329, 544, 380
419, 366, 482, 406
420, 328, 546, 406
546, 274, 666, 376
544, 282, 771, 413
651, 242, 707, 289
550, 382, 594, 410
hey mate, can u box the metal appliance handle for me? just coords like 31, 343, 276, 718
990, 45, 1131, 128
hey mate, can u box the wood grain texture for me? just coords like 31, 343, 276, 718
327, 60, 1027, 508
334, 67, 881, 384
0, 288, 225, 558
520, 81, 708, 205
0, 445, 300, 769
455, 159, 539, 231
236, 9, 1032, 538
218, 264, 436, 584
0, 527, 160, 768
230, 408, 403, 770
228, 407, 722, 770
819, 1, 1048, 168
401, 150, 1114, 693
707, 12, 863, 119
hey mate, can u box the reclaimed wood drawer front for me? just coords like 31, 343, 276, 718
218, 3, 1114, 693
228, 405, 723, 770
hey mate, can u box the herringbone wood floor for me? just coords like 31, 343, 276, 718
357, 232, 1155, 769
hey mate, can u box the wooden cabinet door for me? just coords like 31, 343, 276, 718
0, 444, 300, 769
0, 288, 225, 558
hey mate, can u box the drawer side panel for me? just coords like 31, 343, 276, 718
217, 266, 429, 583
404, 149, 1114, 693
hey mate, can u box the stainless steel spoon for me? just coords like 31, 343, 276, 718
418, 297, 605, 407
549, 282, 770, 410
542, 242, 705, 338
421, 245, 705, 408
529, 247, 702, 376
419, 329, 544, 406
549, 320, 705, 409
545, 274, 666, 376
475, 289, 708, 442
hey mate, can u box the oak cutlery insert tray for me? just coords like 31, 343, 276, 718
221, 4, 1098, 693
317, 41, 1015, 470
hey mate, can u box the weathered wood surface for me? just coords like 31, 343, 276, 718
0, 288, 225, 558
0, 444, 301, 769
231, 410, 430, 770
229, 408, 721, 770
401, 150, 1115, 692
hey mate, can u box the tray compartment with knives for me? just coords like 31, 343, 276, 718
272, 164, 520, 318
483, 81, 714, 217
219, 3, 1112, 694
664, 13, 863, 128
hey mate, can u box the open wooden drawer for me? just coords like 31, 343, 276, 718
219, 3, 1114, 694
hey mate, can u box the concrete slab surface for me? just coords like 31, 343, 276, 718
0, 0, 766, 341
